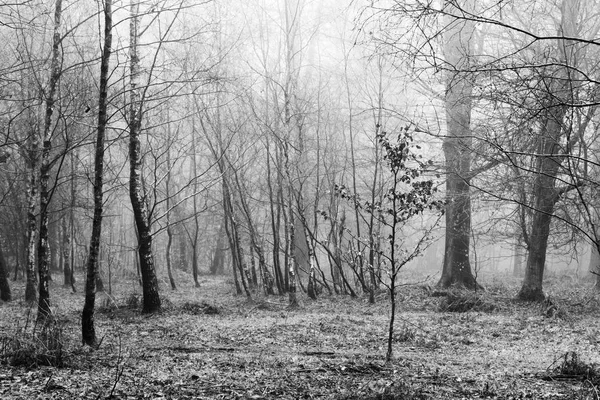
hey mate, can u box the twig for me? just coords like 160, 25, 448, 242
102, 334, 127, 400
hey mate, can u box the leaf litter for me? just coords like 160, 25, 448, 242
1, 273, 600, 399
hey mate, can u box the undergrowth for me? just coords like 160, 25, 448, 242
437, 290, 497, 313
0, 311, 66, 368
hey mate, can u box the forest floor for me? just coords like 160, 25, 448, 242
1, 271, 600, 399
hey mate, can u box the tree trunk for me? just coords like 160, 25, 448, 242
50, 219, 59, 275
164, 118, 177, 291
235, 169, 274, 295
517, 0, 575, 301
437, 0, 479, 290
82, 0, 112, 347
512, 233, 525, 277
190, 119, 201, 287
62, 211, 72, 287
210, 222, 225, 275
14, 233, 24, 281
287, 196, 299, 308
178, 224, 187, 272
0, 243, 11, 302
165, 197, 176, 291
37, 0, 63, 322
267, 141, 284, 295
166, 226, 176, 290
25, 154, 38, 303
129, 0, 160, 313
224, 211, 242, 295
589, 242, 600, 290
68, 150, 77, 292
517, 116, 563, 301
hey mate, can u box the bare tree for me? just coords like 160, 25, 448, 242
82, 0, 113, 347
437, 0, 480, 289
36, 0, 63, 321
128, 0, 161, 313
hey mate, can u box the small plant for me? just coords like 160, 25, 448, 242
331, 128, 444, 362
181, 301, 221, 315
1, 317, 66, 368
541, 297, 568, 319
438, 290, 496, 313
554, 351, 598, 378
394, 324, 416, 342
125, 293, 141, 310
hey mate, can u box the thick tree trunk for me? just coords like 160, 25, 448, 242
438, 173, 479, 289
517, 0, 575, 301
589, 243, 600, 290
0, 243, 11, 302
129, 0, 160, 314
512, 233, 525, 277
82, 0, 112, 347
437, 0, 479, 290
517, 118, 563, 301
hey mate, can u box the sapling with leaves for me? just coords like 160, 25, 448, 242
334, 127, 444, 362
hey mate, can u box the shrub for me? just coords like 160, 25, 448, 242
125, 293, 140, 310
1, 317, 66, 368
181, 301, 221, 315
438, 290, 496, 313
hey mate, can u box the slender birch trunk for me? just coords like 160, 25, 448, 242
129, 0, 161, 313
37, 0, 63, 321
25, 134, 39, 303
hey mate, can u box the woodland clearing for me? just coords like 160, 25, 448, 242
1, 272, 600, 399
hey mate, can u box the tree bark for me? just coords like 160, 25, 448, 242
0, 243, 11, 302
25, 144, 38, 303
517, 114, 564, 301
164, 117, 177, 291
82, 0, 112, 347
267, 140, 284, 295
209, 222, 225, 275
517, 0, 575, 301
68, 150, 77, 292
62, 210, 72, 287
437, 0, 479, 290
589, 242, 600, 290
512, 233, 525, 277
189, 119, 201, 287
37, 0, 63, 322
234, 168, 274, 295
129, 0, 161, 313
166, 225, 176, 290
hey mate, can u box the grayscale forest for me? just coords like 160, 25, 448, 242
1, 0, 600, 398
